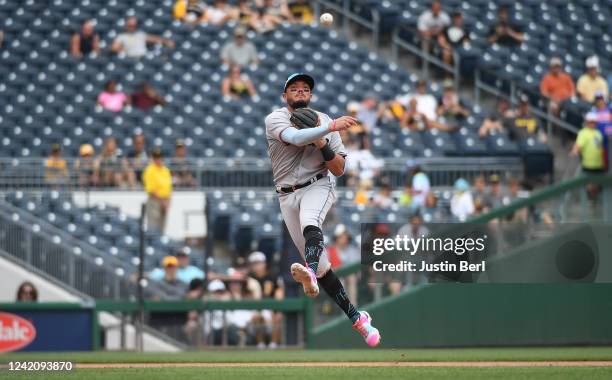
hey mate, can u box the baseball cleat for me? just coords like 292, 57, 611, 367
352, 311, 381, 347
290, 263, 319, 298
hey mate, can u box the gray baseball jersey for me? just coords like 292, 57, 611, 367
265, 107, 347, 277
265, 107, 347, 187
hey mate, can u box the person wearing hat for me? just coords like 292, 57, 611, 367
246, 251, 283, 348
142, 147, 173, 233
572, 112, 605, 174
74, 143, 97, 187
450, 178, 475, 222
265, 73, 381, 346
487, 6, 524, 47
172, 139, 196, 187
44, 143, 69, 187
577, 56, 609, 103
540, 57, 575, 116
485, 173, 504, 210
221, 26, 258, 67
509, 96, 547, 143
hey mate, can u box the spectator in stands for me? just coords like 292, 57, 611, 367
437, 81, 469, 126
288, 0, 314, 24
172, 139, 197, 187
486, 174, 504, 209
176, 249, 205, 283
143, 147, 173, 233
97, 80, 129, 113
174, 0, 208, 24
260, 0, 293, 23
70, 20, 100, 58
539, 57, 575, 116
372, 183, 394, 209
450, 178, 474, 221
111, 17, 175, 58
356, 93, 385, 132
344, 133, 382, 187
204, 0, 237, 25
472, 174, 492, 215
131, 82, 166, 110
399, 183, 412, 207
159, 256, 187, 294
74, 143, 97, 187
222, 65, 257, 99
327, 224, 359, 302
184, 278, 205, 345
592, 94, 612, 169
397, 81, 452, 131
354, 179, 372, 206
44, 143, 69, 187
16, 281, 38, 302
410, 164, 430, 210
238, 0, 283, 33
572, 112, 604, 175
221, 27, 259, 67
127, 133, 147, 185
487, 6, 524, 47
437, 11, 469, 66
247, 251, 283, 349
417, 1, 450, 52
95, 137, 133, 188
508, 96, 547, 143
479, 98, 516, 137
423, 191, 443, 221
204, 279, 239, 345
326, 224, 359, 269
397, 214, 429, 285
576, 56, 609, 103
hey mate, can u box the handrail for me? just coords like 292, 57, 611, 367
313, 0, 380, 50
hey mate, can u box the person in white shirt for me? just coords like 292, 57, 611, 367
411, 164, 430, 210
450, 178, 475, 221
112, 17, 174, 58
418, 0, 450, 51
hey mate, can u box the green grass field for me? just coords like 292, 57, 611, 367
3, 348, 612, 380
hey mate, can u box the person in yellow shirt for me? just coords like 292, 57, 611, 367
44, 144, 69, 187
143, 148, 173, 233
576, 57, 609, 103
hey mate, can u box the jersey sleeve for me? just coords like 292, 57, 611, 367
265, 111, 291, 142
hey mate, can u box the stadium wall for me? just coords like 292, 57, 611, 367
309, 283, 612, 348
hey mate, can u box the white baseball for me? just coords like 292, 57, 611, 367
320, 13, 333, 27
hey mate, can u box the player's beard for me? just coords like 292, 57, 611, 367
288, 99, 309, 109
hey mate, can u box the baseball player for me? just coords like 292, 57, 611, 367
265, 73, 381, 347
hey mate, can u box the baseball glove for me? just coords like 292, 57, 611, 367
290, 107, 319, 129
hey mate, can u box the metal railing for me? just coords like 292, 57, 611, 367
0, 200, 177, 299
0, 156, 524, 190
391, 24, 461, 90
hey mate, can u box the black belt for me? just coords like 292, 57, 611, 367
276, 173, 325, 194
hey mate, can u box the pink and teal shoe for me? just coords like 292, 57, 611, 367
352, 311, 381, 347
290, 263, 319, 298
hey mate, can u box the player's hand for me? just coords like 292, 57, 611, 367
329, 116, 358, 132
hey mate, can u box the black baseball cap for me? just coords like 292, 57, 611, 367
283, 73, 315, 92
